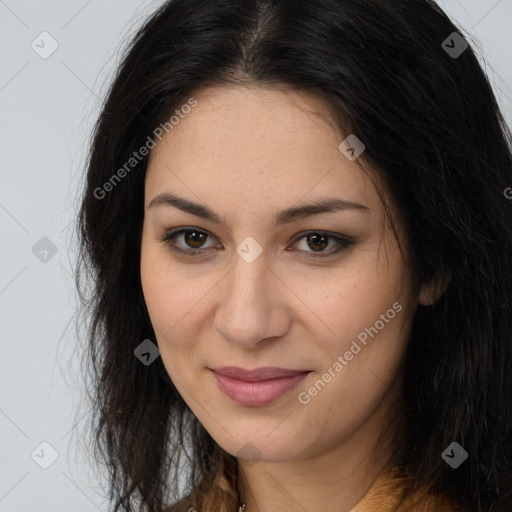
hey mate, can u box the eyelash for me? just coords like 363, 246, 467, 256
158, 228, 354, 259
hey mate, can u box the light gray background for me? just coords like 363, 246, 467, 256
1, 1, 511, 510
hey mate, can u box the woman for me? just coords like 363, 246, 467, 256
75, 0, 512, 511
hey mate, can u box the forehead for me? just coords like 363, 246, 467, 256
145, 85, 383, 216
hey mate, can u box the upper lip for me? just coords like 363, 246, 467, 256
210, 366, 311, 382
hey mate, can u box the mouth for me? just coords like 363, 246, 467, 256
208, 366, 312, 406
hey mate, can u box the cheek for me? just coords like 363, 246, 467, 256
313, 298, 410, 392
286, 260, 403, 339
297, 304, 412, 442
141, 238, 195, 332
140, 239, 216, 370
293, 252, 413, 390
140, 240, 171, 330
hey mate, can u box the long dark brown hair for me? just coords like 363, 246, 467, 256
75, 0, 512, 510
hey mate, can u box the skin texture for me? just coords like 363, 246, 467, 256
140, 85, 437, 512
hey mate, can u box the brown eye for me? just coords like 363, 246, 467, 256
160, 227, 218, 255
305, 233, 329, 252
183, 230, 207, 248
160, 228, 353, 259
292, 231, 353, 258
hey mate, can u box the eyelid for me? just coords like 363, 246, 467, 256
159, 227, 354, 258
159, 227, 219, 254
289, 230, 354, 258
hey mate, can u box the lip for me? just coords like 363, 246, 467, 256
209, 366, 311, 406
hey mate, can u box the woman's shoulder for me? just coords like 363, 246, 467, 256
164, 467, 461, 512
162, 495, 195, 512
353, 466, 461, 512
163, 503, 194, 512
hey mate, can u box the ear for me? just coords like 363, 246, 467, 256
418, 271, 451, 306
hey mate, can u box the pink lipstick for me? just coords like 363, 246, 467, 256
209, 366, 311, 406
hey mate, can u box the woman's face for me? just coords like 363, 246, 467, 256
140, 85, 421, 465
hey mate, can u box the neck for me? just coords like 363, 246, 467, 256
236, 373, 403, 512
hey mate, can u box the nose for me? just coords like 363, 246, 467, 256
213, 250, 291, 348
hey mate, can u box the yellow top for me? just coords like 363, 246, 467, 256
351, 466, 458, 512
165, 465, 459, 511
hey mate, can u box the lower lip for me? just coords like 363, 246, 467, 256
210, 370, 310, 406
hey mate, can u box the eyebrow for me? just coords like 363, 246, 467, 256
148, 192, 370, 228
